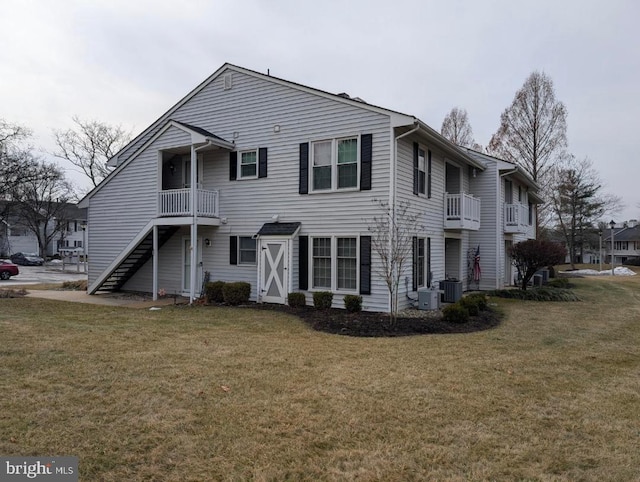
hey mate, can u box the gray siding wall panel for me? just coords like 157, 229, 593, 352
93, 71, 394, 312
469, 162, 501, 290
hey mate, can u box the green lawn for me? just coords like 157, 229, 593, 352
1, 273, 639, 481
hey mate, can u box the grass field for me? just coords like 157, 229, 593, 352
1, 272, 639, 481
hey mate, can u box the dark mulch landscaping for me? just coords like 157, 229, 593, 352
245, 303, 502, 337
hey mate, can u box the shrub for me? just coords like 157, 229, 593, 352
459, 296, 481, 316
442, 303, 469, 323
288, 292, 306, 308
547, 277, 570, 288
463, 293, 488, 312
343, 294, 362, 313
0, 288, 27, 298
222, 282, 251, 305
488, 287, 580, 302
61, 279, 88, 291
313, 291, 333, 310
205, 281, 226, 304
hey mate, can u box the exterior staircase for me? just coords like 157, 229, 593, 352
93, 225, 179, 292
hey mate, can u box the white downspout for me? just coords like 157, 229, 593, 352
388, 121, 419, 313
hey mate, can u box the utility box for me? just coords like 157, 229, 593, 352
536, 269, 550, 283
418, 286, 440, 310
439, 280, 463, 303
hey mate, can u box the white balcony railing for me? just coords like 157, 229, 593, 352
158, 189, 219, 217
504, 203, 529, 233
444, 192, 481, 230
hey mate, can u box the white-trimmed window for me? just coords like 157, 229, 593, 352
337, 237, 357, 290
417, 148, 426, 195
311, 137, 359, 192
312, 236, 358, 292
239, 236, 257, 264
239, 150, 258, 179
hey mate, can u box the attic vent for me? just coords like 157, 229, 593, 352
223, 73, 233, 90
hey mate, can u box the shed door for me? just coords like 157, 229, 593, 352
260, 240, 288, 304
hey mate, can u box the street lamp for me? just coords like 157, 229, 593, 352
598, 229, 602, 272
609, 220, 615, 276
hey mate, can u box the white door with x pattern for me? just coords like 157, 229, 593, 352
260, 239, 288, 304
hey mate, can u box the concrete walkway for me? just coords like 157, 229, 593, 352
25, 290, 183, 309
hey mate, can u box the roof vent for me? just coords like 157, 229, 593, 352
337, 92, 350, 99
223, 73, 233, 90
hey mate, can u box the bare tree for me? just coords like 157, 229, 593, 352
0, 120, 41, 225
10, 161, 74, 257
489, 72, 568, 230
53, 116, 132, 188
0, 120, 39, 197
441, 107, 476, 148
366, 199, 424, 323
550, 156, 622, 268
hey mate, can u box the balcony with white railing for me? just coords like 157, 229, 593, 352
504, 203, 530, 234
444, 192, 481, 230
158, 189, 219, 218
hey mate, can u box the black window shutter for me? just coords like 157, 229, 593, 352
229, 236, 238, 265
229, 151, 237, 181
299, 236, 308, 290
359, 236, 371, 295
299, 143, 309, 194
258, 147, 268, 178
412, 237, 418, 291
427, 237, 432, 287
427, 150, 432, 199
360, 134, 373, 190
413, 142, 419, 195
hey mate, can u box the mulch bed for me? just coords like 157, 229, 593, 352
244, 303, 501, 337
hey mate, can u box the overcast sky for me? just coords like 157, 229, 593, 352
2, 0, 638, 221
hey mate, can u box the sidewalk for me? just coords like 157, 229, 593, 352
25, 290, 182, 309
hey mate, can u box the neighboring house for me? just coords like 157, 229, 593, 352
55, 204, 89, 257
0, 202, 87, 258
604, 221, 640, 265
463, 149, 540, 289
0, 218, 38, 257
79, 63, 540, 312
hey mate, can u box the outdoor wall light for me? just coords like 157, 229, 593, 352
169, 162, 175, 175
205, 238, 211, 247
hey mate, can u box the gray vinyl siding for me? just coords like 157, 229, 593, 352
87, 126, 191, 286
469, 161, 502, 290
394, 135, 449, 311
93, 70, 394, 312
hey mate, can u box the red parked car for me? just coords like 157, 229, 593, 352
0, 260, 19, 280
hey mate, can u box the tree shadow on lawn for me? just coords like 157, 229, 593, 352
242, 303, 502, 337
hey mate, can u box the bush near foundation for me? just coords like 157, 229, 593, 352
288, 292, 306, 308
343, 294, 363, 313
222, 282, 251, 305
313, 291, 333, 310
204, 281, 226, 304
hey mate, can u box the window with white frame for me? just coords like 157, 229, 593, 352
239, 236, 257, 264
312, 237, 332, 288
417, 148, 426, 194
239, 150, 258, 179
311, 137, 359, 191
312, 236, 358, 291
614, 241, 629, 251
337, 238, 357, 290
